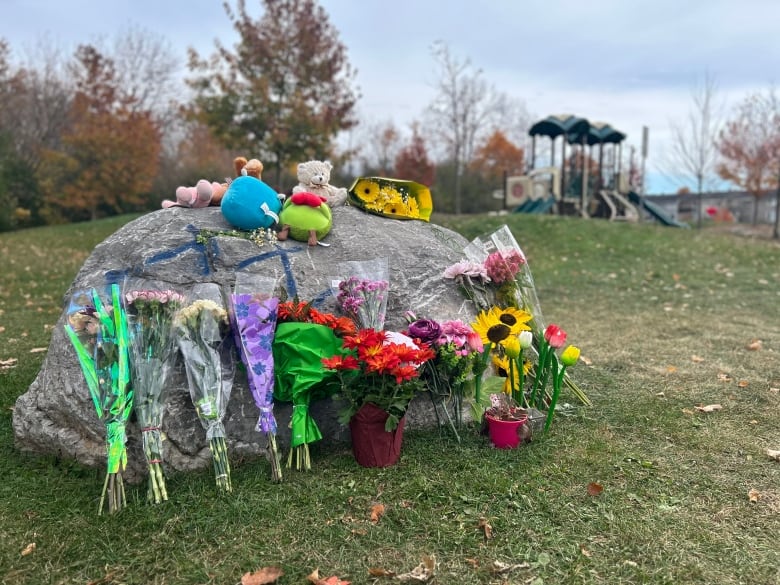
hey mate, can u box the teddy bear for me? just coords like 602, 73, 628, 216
291, 160, 347, 207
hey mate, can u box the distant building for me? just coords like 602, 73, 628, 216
649, 190, 778, 225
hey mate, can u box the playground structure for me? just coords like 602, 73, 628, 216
507, 114, 688, 227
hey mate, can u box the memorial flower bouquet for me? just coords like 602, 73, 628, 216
272, 299, 356, 471
404, 313, 484, 438
229, 273, 282, 482
125, 285, 185, 504
447, 225, 590, 407
323, 328, 436, 432
64, 284, 132, 514
174, 283, 235, 492
333, 258, 389, 331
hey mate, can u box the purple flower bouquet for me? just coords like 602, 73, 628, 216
229, 273, 283, 482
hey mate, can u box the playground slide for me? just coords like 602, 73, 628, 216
627, 191, 690, 228
513, 196, 556, 214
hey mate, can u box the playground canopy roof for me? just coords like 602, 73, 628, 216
529, 114, 590, 141
585, 122, 627, 145
528, 115, 626, 145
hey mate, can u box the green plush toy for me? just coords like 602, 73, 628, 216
276, 192, 333, 247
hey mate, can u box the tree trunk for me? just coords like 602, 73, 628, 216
753, 196, 759, 226
773, 187, 780, 239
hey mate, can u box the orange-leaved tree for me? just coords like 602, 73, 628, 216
42, 44, 161, 221
394, 124, 435, 188
469, 130, 525, 185
717, 90, 780, 225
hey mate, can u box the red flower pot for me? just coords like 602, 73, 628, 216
485, 413, 529, 449
349, 403, 406, 467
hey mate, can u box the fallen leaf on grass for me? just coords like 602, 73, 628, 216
694, 404, 722, 413
369, 503, 385, 524
770, 387, 779, 394
766, 449, 780, 461
477, 517, 493, 539
748, 489, 761, 503
0, 357, 18, 370
396, 555, 435, 582
665, 365, 677, 374
579, 355, 593, 366
717, 372, 732, 382
0, 326, 5, 333
489, 560, 530, 574
587, 482, 603, 496
29, 347, 46, 353
580, 547, 592, 558
242, 567, 284, 585
368, 567, 396, 577
690, 355, 705, 363
20, 543, 35, 556
306, 569, 350, 585
745, 339, 762, 351
655, 391, 665, 398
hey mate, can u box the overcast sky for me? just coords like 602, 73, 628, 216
3, 0, 779, 193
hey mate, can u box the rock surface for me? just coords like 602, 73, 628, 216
12, 205, 476, 480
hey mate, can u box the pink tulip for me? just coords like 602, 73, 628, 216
544, 324, 567, 348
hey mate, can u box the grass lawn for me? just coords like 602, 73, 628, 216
1, 213, 778, 585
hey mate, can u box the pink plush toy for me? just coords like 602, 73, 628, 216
162, 179, 220, 209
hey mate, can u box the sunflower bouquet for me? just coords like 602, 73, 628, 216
348, 177, 433, 221
470, 305, 581, 432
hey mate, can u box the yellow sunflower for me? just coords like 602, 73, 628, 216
472, 306, 513, 346
353, 179, 380, 203
493, 354, 533, 395
495, 306, 532, 334
405, 195, 420, 218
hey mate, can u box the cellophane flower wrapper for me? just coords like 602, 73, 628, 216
229, 272, 283, 482
64, 284, 132, 515
174, 283, 235, 492
332, 258, 390, 331
272, 319, 343, 471
348, 176, 433, 221
463, 225, 544, 326
124, 280, 185, 503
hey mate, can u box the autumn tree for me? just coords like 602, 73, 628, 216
394, 124, 435, 187
470, 130, 525, 185
717, 88, 780, 225
43, 44, 160, 221
425, 42, 505, 214
186, 0, 359, 189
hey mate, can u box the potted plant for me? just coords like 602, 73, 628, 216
322, 328, 436, 467
483, 392, 530, 449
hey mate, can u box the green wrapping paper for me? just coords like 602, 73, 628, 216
272, 322, 342, 456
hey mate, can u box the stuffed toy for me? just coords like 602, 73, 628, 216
291, 160, 348, 207
220, 173, 284, 231
277, 191, 332, 246
162, 179, 220, 209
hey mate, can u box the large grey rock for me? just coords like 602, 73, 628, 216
12, 206, 476, 481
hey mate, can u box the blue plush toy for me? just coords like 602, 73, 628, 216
220, 176, 283, 230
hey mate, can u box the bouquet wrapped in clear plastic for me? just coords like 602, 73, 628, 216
174, 283, 235, 492
64, 284, 132, 514
124, 282, 185, 503
332, 258, 389, 331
